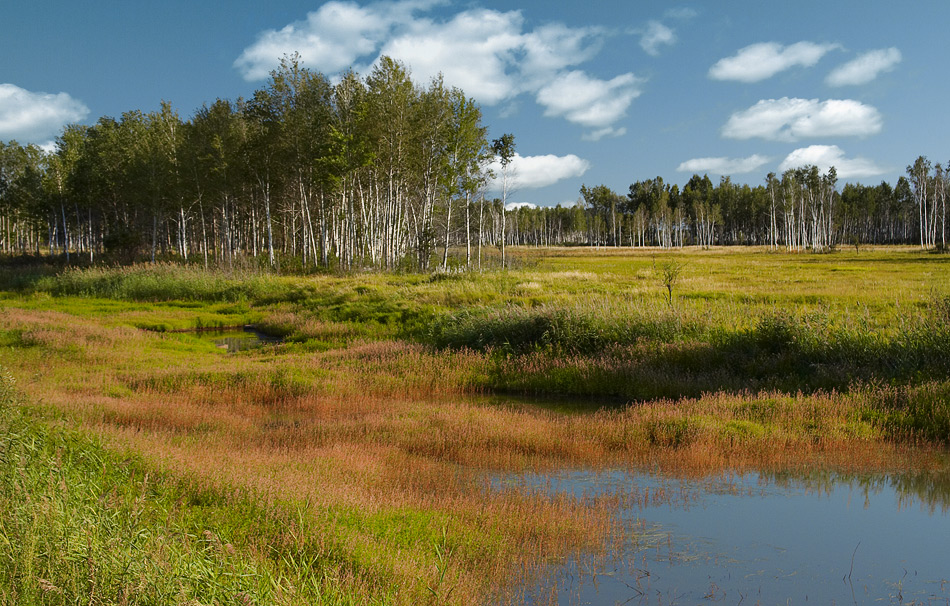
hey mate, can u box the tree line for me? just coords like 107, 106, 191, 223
0, 54, 946, 270
0, 55, 515, 271
541, 162, 943, 252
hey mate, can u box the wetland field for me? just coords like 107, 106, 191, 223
2, 246, 950, 605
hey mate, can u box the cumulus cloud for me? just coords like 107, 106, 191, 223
376, 8, 524, 104
639, 21, 675, 56
234, 1, 401, 80
486, 153, 590, 191
709, 41, 840, 82
0, 83, 89, 144
235, 0, 638, 136
778, 145, 887, 179
722, 97, 882, 142
826, 47, 902, 86
536, 71, 645, 135
676, 154, 771, 175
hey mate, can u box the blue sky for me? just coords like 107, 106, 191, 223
3, 1, 948, 205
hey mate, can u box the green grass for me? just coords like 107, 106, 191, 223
1, 247, 949, 605
32, 263, 284, 303
0, 366, 386, 606
4, 249, 950, 400
426, 295, 950, 400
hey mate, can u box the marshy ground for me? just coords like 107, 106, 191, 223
1, 246, 948, 605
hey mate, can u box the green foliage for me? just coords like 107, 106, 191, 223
0, 365, 15, 407
450, 304, 950, 401
7, 249, 950, 402
429, 304, 691, 356
736, 398, 787, 424
857, 383, 950, 443
0, 375, 385, 605
5, 362, 452, 606
722, 419, 767, 443
33, 263, 285, 303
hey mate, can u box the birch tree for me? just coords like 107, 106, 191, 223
490, 133, 515, 268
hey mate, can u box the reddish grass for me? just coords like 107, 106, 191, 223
0, 306, 943, 604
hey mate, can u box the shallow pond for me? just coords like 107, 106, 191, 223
191, 326, 282, 352
505, 469, 950, 605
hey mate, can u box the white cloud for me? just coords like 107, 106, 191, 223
639, 21, 675, 56
376, 9, 524, 104
536, 71, 645, 134
677, 154, 771, 175
505, 202, 537, 210
519, 23, 605, 90
582, 126, 626, 142
826, 47, 902, 86
373, 17, 606, 102
234, 1, 401, 80
722, 97, 882, 142
0, 83, 89, 144
778, 145, 887, 179
487, 153, 590, 191
709, 41, 840, 82
235, 0, 637, 137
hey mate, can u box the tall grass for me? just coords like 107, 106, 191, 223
428, 301, 701, 355
428, 297, 950, 400
1, 249, 949, 605
0, 317, 621, 605
33, 263, 287, 302
0, 367, 370, 605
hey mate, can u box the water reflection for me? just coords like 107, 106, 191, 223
507, 469, 950, 605
190, 326, 281, 352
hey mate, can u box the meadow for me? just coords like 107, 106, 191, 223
1, 246, 949, 605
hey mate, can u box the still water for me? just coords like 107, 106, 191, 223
189, 326, 282, 352
507, 469, 950, 605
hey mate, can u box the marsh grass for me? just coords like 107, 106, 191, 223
0, 368, 370, 606
1, 247, 949, 605
429, 295, 950, 402
34, 263, 284, 303
4, 306, 940, 606
0, 312, 625, 605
